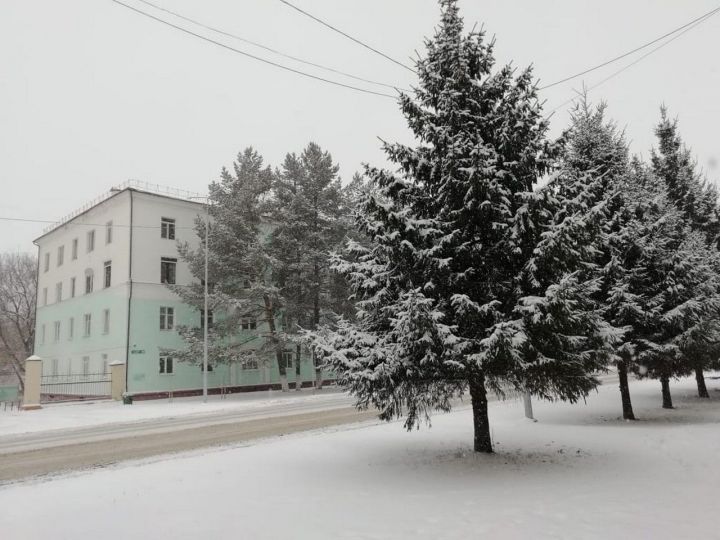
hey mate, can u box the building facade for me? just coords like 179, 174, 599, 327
34, 182, 320, 398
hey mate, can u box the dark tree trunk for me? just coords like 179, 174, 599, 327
695, 365, 709, 398
263, 294, 287, 391
660, 375, 673, 409
468, 372, 493, 453
617, 361, 635, 420
295, 343, 302, 391
312, 278, 323, 390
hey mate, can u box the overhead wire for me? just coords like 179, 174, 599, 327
134, 0, 410, 92
109, 0, 399, 100
540, 5, 720, 90
0, 216, 200, 231
547, 7, 720, 114
276, 0, 416, 74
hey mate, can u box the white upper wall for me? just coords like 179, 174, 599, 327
35, 190, 132, 307
130, 191, 203, 286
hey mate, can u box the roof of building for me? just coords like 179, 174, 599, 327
34, 180, 206, 244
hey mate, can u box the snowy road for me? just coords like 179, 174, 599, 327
0, 373, 618, 483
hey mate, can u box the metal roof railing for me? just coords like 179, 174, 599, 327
41, 180, 205, 234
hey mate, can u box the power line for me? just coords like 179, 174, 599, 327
109, 0, 398, 100
0, 216, 198, 230
548, 8, 720, 114
540, 5, 720, 90
276, 0, 416, 74
134, 0, 409, 92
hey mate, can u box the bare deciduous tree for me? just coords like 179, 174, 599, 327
0, 252, 37, 392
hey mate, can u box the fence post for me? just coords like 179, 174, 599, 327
110, 361, 126, 401
22, 355, 42, 410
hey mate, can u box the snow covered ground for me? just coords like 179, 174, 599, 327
1, 376, 718, 539
0, 387, 348, 436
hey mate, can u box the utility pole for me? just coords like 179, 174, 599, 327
202, 204, 209, 403
190, 195, 210, 403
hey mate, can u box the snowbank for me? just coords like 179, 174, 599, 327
0, 387, 348, 436
1, 376, 718, 539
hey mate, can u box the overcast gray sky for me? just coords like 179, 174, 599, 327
2, 0, 718, 253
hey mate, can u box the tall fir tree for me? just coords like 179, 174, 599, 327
555, 98, 643, 419
651, 109, 720, 397
311, 0, 609, 453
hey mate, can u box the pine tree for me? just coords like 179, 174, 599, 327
311, 1, 608, 453
172, 148, 292, 389
267, 143, 348, 389
651, 109, 720, 397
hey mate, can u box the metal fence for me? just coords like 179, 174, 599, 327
40, 372, 111, 403
0, 399, 22, 412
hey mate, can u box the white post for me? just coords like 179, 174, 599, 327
203, 202, 209, 403
523, 392, 535, 421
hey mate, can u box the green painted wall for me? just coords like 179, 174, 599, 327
126, 297, 329, 394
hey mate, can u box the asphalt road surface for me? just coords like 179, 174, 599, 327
0, 373, 619, 484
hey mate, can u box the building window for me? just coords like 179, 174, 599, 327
53, 321, 61, 342
106, 221, 113, 244
200, 363, 214, 372
200, 309, 214, 329
44, 253, 50, 273
83, 313, 91, 337
85, 269, 94, 294
72, 238, 78, 260
82, 356, 90, 377
159, 355, 174, 375
51, 358, 59, 377
42, 287, 48, 306
160, 257, 177, 284
243, 357, 259, 370
57, 245, 64, 267
281, 351, 293, 370
70, 277, 76, 298
104, 261, 112, 288
41, 324, 46, 345
68, 317, 74, 340
241, 317, 257, 330
161, 217, 175, 240
102, 354, 108, 374
103, 309, 110, 334
87, 230, 95, 252
160, 307, 174, 330
55, 282, 62, 303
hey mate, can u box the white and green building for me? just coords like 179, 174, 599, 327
33, 181, 320, 398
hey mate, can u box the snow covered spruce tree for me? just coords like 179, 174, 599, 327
267, 143, 348, 389
616, 162, 720, 409
651, 109, 720, 397
554, 99, 643, 420
311, 1, 609, 453
172, 148, 291, 388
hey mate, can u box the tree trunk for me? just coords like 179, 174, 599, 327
295, 343, 302, 391
312, 276, 323, 390
617, 361, 635, 420
313, 350, 323, 390
263, 294, 288, 392
695, 365, 709, 398
660, 375, 673, 409
468, 372, 493, 453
